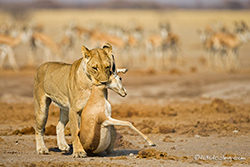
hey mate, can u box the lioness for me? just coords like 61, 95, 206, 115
34, 43, 120, 158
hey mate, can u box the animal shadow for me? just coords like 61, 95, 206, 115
49, 144, 73, 155
49, 145, 140, 157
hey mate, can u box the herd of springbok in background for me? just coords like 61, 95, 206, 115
0, 19, 249, 72
197, 21, 250, 71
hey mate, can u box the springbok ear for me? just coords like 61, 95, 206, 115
103, 43, 113, 55
117, 68, 128, 74
81, 45, 91, 62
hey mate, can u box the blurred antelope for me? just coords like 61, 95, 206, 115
0, 21, 11, 35
0, 26, 30, 71
23, 24, 61, 64
89, 29, 125, 49
146, 22, 180, 70
160, 22, 180, 63
31, 32, 61, 63
201, 21, 250, 71
59, 23, 78, 59
122, 23, 145, 68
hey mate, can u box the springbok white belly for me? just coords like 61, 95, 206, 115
93, 125, 111, 154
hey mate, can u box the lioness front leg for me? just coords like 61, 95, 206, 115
69, 109, 87, 158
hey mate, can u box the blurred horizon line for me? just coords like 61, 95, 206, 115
0, 0, 249, 10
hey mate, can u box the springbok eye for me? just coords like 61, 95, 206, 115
92, 67, 98, 71
119, 77, 122, 81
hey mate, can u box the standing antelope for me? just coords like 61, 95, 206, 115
23, 23, 61, 64
31, 31, 61, 63
146, 22, 180, 70
59, 24, 77, 59
160, 22, 180, 63
197, 24, 226, 67
202, 21, 250, 71
0, 27, 29, 71
79, 69, 155, 156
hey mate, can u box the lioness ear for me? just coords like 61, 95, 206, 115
103, 43, 112, 55
111, 55, 116, 73
81, 45, 91, 62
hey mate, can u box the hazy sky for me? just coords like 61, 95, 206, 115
1, 0, 249, 3
1, 0, 249, 8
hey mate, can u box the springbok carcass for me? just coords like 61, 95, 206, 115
78, 68, 155, 156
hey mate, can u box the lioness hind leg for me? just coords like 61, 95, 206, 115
34, 95, 51, 154
105, 125, 116, 154
57, 108, 70, 152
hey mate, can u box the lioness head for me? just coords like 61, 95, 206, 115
81, 43, 113, 85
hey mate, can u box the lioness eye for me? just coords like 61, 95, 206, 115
106, 66, 111, 69
92, 67, 98, 71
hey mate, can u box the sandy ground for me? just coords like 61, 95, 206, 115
0, 68, 250, 167
0, 9, 250, 166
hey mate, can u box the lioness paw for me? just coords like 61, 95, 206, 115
37, 147, 49, 154
73, 151, 87, 158
58, 143, 70, 152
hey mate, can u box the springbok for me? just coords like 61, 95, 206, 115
78, 68, 156, 156
31, 31, 61, 62
24, 23, 61, 64
160, 22, 180, 63
59, 24, 77, 59
202, 21, 250, 70
146, 22, 180, 70
0, 27, 29, 71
